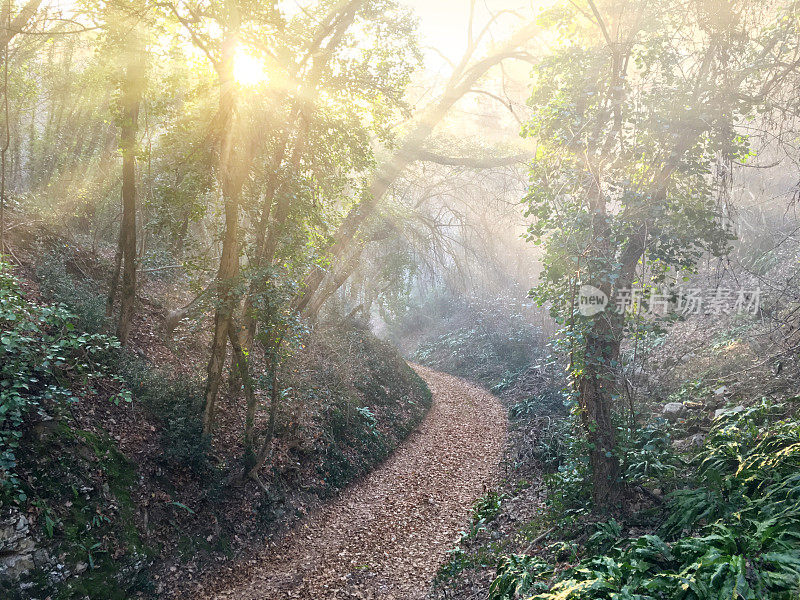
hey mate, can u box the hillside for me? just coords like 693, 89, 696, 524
0, 234, 431, 598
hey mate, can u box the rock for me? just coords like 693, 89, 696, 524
15, 515, 28, 531
672, 433, 704, 452
33, 548, 51, 568
710, 386, 730, 408
74, 562, 88, 575
2, 553, 35, 578
662, 402, 686, 421
714, 405, 744, 420
0, 511, 36, 581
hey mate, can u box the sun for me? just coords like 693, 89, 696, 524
233, 49, 269, 86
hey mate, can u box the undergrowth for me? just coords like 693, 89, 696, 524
391, 293, 547, 396
1, 261, 154, 598
306, 323, 432, 498
117, 357, 211, 479
1, 261, 128, 504
486, 399, 800, 599
35, 250, 109, 334
435, 490, 510, 582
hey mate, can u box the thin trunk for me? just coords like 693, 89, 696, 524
228, 323, 257, 470
240, 1, 362, 348
116, 49, 144, 345
305, 250, 361, 320
202, 1, 242, 435
106, 227, 123, 317
240, 184, 275, 349
247, 349, 280, 480
174, 211, 189, 255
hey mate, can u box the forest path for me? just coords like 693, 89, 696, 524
210, 365, 507, 600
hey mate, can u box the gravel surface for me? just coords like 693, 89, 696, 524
209, 365, 507, 599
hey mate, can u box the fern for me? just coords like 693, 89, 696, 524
491, 398, 800, 600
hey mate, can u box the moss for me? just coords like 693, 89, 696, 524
74, 430, 142, 551
15, 421, 155, 599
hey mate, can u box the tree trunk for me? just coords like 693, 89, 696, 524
239, 2, 361, 349
106, 227, 123, 317
247, 349, 280, 480
116, 50, 144, 345
0, 0, 13, 256
304, 249, 361, 320
202, 1, 241, 435
228, 323, 257, 470
577, 167, 623, 510
579, 318, 623, 508
580, 216, 647, 510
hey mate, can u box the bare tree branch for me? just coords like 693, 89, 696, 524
0, 0, 41, 47
415, 149, 530, 168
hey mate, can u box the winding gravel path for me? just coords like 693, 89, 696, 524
211, 365, 507, 599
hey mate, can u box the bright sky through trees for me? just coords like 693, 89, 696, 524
233, 49, 269, 86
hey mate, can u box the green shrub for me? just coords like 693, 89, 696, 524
510, 389, 566, 419
434, 490, 511, 585
533, 416, 592, 513
534, 413, 678, 517
117, 356, 211, 477
489, 554, 552, 600
618, 419, 678, 485
35, 251, 108, 333
586, 519, 623, 555
316, 397, 391, 495
0, 261, 127, 503
491, 398, 800, 599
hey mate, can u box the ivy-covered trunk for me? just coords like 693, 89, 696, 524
579, 187, 646, 508
578, 343, 621, 508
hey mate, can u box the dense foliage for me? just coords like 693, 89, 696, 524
0, 262, 127, 503
489, 401, 800, 599
6, 0, 800, 596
